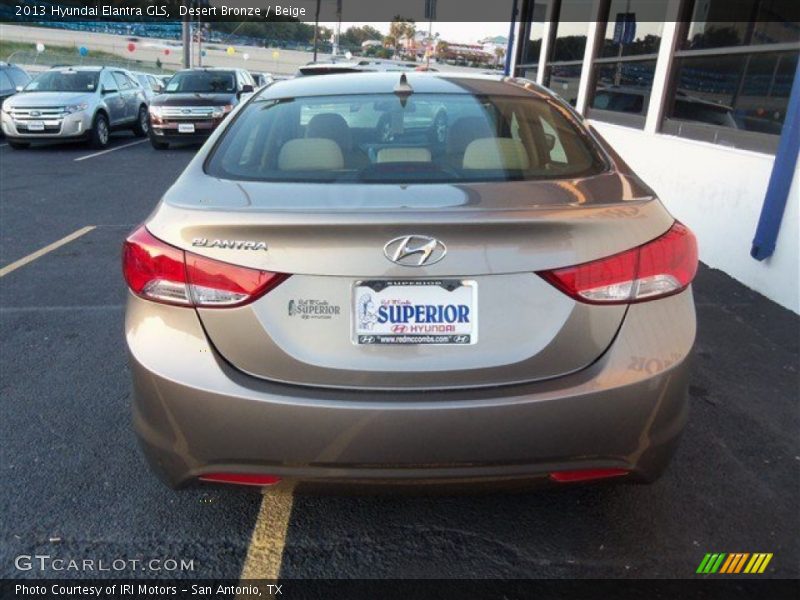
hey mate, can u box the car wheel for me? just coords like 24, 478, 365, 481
150, 136, 169, 150
89, 113, 110, 149
7, 140, 30, 150
432, 111, 448, 144
132, 106, 149, 137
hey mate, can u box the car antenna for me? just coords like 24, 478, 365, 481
394, 73, 413, 107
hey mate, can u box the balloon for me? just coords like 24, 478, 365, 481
36, 42, 45, 53
127, 43, 136, 53
78, 46, 89, 57
242, 53, 249, 61
226, 46, 235, 56
164, 49, 170, 56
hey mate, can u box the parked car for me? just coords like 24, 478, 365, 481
123, 73, 698, 490
592, 86, 739, 129
1, 66, 148, 149
133, 71, 165, 103
147, 67, 255, 149
0, 62, 31, 107
250, 71, 275, 88
296, 59, 416, 77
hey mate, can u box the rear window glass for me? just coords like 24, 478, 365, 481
205, 93, 607, 184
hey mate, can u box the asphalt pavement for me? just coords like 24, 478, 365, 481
0, 132, 798, 581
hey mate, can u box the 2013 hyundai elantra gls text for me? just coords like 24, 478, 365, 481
123, 73, 698, 489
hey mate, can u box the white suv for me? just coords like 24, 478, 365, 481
1, 66, 149, 149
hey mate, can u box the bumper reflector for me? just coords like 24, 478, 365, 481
548, 468, 629, 483
199, 473, 282, 487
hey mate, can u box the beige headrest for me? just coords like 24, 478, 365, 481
463, 138, 531, 170
376, 147, 432, 163
278, 138, 344, 171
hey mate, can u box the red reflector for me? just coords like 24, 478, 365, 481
122, 225, 289, 308
538, 221, 698, 304
199, 473, 282, 487
549, 468, 629, 483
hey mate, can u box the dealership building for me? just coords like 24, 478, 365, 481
509, 0, 799, 313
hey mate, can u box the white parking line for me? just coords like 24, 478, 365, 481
74, 139, 147, 162
0, 226, 95, 278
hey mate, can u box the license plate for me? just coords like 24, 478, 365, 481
178, 123, 195, 133
353, 280, 477, 345
27, 121, 44, 131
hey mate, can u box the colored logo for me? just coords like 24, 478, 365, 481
696, 553, 773, 574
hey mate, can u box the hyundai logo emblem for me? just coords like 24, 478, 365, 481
383, 235, 447, 267
30, 110, 41, 116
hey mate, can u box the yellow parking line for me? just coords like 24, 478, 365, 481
0, 226, 95, 278
240, 483, 295, 580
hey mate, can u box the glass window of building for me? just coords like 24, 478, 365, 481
543, 0, 594, 106
588, 0, 670, 128
664, 0, 800, 152
517, 1, 547, 81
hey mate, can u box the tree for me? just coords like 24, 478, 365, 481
341, 25, 383, 47
494, 46, 505, 67
389, 16, 416, 52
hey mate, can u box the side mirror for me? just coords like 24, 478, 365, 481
241, 84, 254, 94
544, 133, 556, 151
102, 86, 118, 95
15, 85, 23, 92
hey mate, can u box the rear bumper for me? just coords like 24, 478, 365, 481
127, 289, 695, 489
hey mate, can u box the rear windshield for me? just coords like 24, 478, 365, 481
166, 71, 235, 94
205, 92, 607, 184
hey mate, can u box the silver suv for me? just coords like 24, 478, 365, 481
1, 66, 149, 149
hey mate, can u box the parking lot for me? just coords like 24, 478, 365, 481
0, 132, 798, 581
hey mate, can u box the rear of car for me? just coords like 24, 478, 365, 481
124, 74, 697, 489
148, 68, 254, 149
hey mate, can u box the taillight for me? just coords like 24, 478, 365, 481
122, 226, 288, 307
538, 221, 697, 304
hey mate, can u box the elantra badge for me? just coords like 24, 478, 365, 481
192, 238, 268, 251
384, 235, 446, 267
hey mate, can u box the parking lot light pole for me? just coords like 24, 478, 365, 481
182, 1, 191, 68
313, 0, 321, 62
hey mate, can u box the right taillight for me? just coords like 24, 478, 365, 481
122, 226, 288, 308
538, 221, 697, 304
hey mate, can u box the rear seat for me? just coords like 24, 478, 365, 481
376, 147, 432, 163
462, 138, 532, 170
278, 138, 344, 171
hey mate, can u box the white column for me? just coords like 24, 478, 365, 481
644, 0, 685, 134
509, 18, 524, 75
536, 20, 553, 85
575, 16, 603, 115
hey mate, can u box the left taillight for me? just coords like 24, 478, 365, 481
122, 226, 288, 308
538, 221, 698, 304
